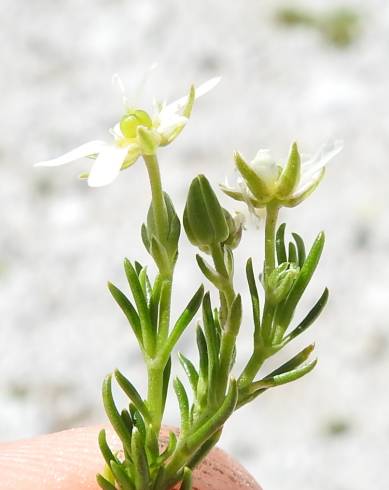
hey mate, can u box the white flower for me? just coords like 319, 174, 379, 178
34, 76, 221, 188
221, 140, 343, 208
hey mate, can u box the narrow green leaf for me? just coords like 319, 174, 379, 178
196, 326, 209, 409
174, 377, 190, 435
202, 293, 219, 372
263, 358, 317, 387
131, 430, 150, 489
157, 279, 172, 345
186, 379, 238, 452
196, 255, 225, 289
157, 431, 177, 465
129, 406, 146, 442
134, 261, 143, 275
178, 353, 199, 395
292, 232, 306, 267
288, 241, 297, 264
162, 285, 204, 361
96, 474, 117, 490
283, 288, 329, 345
138, 267, 152, 303
102, 375, 132, 454
161, 356, 172, 414
120, 409, 134, 441
110, 461, 135, 490
187, 429, 221, 469
149, 275, 162, 327
278, 232, 325, 329
276, 223, 287, 264
124, 259, 154, 354
108, 282, 143, 347
98, 429, 117, 467
264, 344, 315, 379
179, 467, 193, 490
141, 223, 150, 253
145, 424, 159, 462
114, 369, 151, 424
246, 258, 261, 342
227, 294, 242, 337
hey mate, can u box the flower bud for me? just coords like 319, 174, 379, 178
184, 175, 229, 251
222, 210, 244, 250
266, 262, 299, 304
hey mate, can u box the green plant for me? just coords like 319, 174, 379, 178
35, 76, 342, 490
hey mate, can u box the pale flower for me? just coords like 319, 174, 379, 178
34, 76, 221, 187
221, 140, 343, 208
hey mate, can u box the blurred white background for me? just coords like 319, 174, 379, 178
0, 0, 388, 488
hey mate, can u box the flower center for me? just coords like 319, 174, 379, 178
120, 109, 152, 138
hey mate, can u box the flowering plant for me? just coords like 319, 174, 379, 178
35, 76, 341, 490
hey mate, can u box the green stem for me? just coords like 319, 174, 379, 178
147, 363, 164, 433
264, 203, 279, 279
143, 154, 168, 244
238, 203, 279, 389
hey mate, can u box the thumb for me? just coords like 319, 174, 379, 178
0, 426, 261, 490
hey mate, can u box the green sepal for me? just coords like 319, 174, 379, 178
108, 282, 143, 348
284, 168, 325, 207
183, 175, 229, 248
110, 461, 135, 490
137, 126, 160, 155
96, 473, 117, 490
282, 288, 329, 345
144, 192, 180, 263
174, 377, 190, 435
179, 467, 193, 490
131, 430, 150, 489
276, 223, 287, 264
114, 369, 151, 424
149, 236, 171, 277
278, 232, 325, 329
102, 374, 132, 454
234, 151, 271, 202
178, 352, 199, 396
183, 85, 195, 118
276, 142, 301, 198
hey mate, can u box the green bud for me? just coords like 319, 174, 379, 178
184, 175, 229, 250
222, 210, 244, 250
120, 109, 152, 138
267, 262, 299, 304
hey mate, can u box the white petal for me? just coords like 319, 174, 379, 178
158, 113, 188, 134
301, 140, 343, 183
164, 76, 221, 113
34, 141, 106, 167
88, 145, 129, 187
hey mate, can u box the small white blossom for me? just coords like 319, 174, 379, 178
34, 76, 221, 187
221, 140, 343, 209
